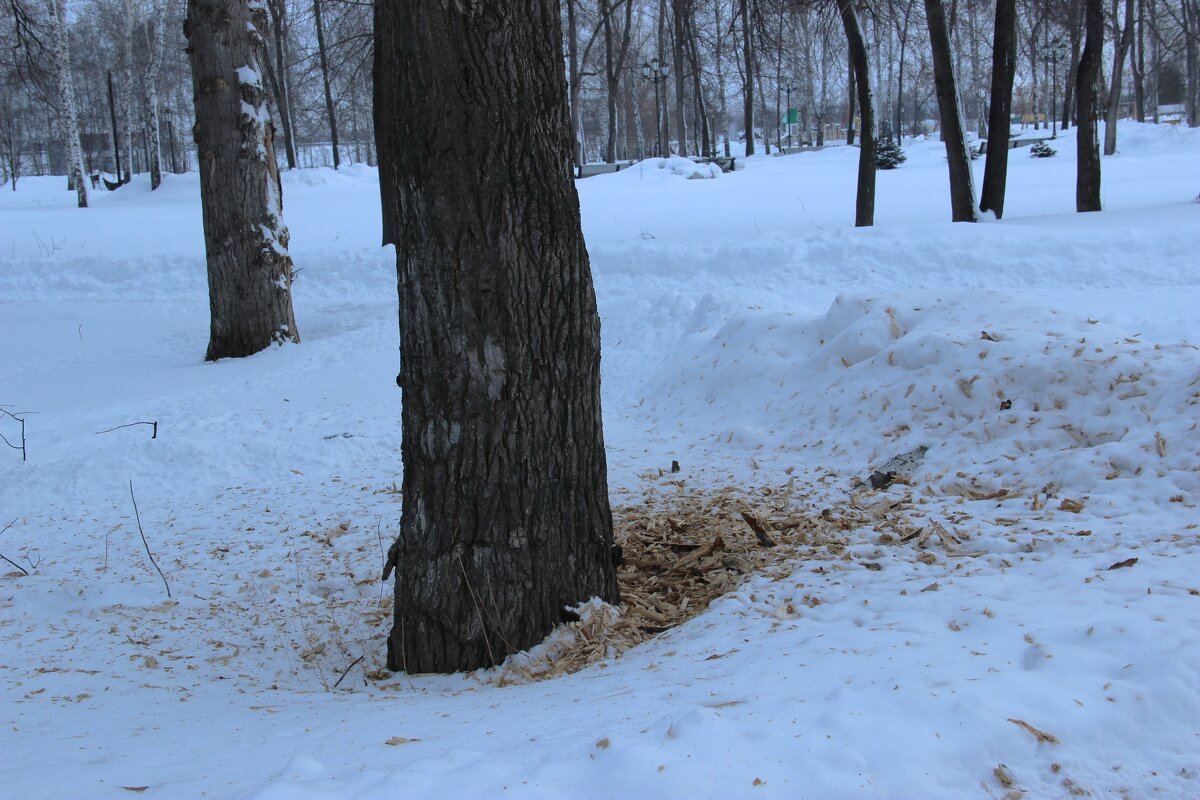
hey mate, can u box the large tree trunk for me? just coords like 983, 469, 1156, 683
374, 0, 619, 674
186, 0, 300, 360
313, 0, 340, 168
839, 0, 875, 227
980, 0, 1016, 218
46, 0, 87, 207
924, 0, 977, 222
1076, 0, 1104, 211
1104, 0, 1136, 154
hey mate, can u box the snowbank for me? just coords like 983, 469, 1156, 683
1, 121, 1198, 800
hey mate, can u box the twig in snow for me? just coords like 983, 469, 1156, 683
332, 655, 364, 689
0, 518, 29, 575
0, 553, 28, 575
0, 406, 28, 462
128, 481, 171, 598
375, 517, 386, 605
95, 420, 158, 439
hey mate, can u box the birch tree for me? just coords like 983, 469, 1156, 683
144, 0, 168, 189
45, 0, 88, 207
123, 0, 136, 181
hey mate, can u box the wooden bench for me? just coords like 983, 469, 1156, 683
692, 155, 736, 172
576, 161, 635, 179
978, 135, 1051, 154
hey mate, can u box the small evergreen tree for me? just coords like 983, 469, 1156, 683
876, 138, 907, 169
1030, 140, 1056, 158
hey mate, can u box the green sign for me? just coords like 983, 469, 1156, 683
787, 108, 799, 124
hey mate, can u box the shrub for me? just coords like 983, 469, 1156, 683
1030, 140, 1057, 158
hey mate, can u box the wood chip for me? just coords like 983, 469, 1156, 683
1107, 557, 1138, 570
385, 736, 421, 745
739, 511, 777, 547
1058, 498, 1084, 513
1007, 718, 1060, 744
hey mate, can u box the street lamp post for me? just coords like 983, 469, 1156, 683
1043, 39, 1066, 138
165, 108, 178, 173
784, 82, 798, 147
641, 57, 671, 157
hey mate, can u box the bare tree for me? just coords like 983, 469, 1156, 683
122, 0, 137, 181
144, 0, 167, 189
1103, 0, 1137, 153
0, 83, 24, 190
980, 0, 1017, 218
265, 0, 297, 169
925, 0, 978, 221
741, 0, 756, 153
312, 0, 340, 168
375, 0, 619, 674
185, 0, 300, 359
1076, 0, 1103, 209
45, 0, 88, 206
839, 0, 875, 225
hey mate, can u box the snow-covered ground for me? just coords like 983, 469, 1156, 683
1, 122, 1198, 799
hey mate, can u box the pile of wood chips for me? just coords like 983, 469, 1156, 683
494, 476, 872, 684
493, 471, 1003, 684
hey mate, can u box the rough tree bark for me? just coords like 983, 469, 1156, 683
838, 0, 875, 226
980, 0, 1017, 218
1076, 0, 1104, 210
186, 0, 300, 360
313, 0, 340, 168
924, 0, 977, 221
374, 0, 619, 674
